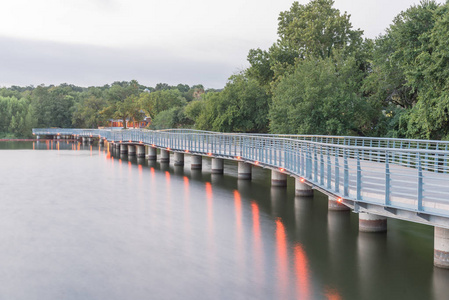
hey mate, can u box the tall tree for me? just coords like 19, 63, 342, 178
407, 2, 449, 139
270, 53, 377, 136
247, 0, 363, 91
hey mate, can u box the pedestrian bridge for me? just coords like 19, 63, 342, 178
32, 128, 449, 268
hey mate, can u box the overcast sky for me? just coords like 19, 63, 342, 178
0, 0, 445, 89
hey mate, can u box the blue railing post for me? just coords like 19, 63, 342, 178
327, 148, 331, 189
418, 155, 423, 212
314, 146, 318, 182
357, 151, 362, 200
300, 148, 305, 177
385, 152, 391, 206
344, 149, 349, 197
335, 150, 340, 193
320, 148, 324, 186
306, 146, 312, 179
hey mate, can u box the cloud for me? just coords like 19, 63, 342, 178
0, 36, 241, 88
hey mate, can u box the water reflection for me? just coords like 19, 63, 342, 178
432, 267, 449, 299
325, 288, 342, 300
251, 201, 263, 283
160, 162, 170, 171
206, 182, 214, 233
211, 173, 223, 185
294, 243, 310, 300
136, 157, 146, 165
357, 232, 386, 299
275, 218, 289, 298
0, 141, 447, 299
174, 165, 184, 176
271, 187, 287, 218
191, 169, 202, 181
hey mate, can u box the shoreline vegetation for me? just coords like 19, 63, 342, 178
1, 0, 449, 140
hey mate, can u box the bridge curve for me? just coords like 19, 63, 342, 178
32, 128, 449, 268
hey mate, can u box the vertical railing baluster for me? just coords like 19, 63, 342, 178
335, 149, 340, 193
300, 148, 304, 177
418, 155, 423, 212
327, 148, 331, 189
344, 149, 349, 197
357, 150, 361, 200
314, 147, 318, 182
320, 148, 324, 186
307, 145, 312, 179
385, 152, 390, 206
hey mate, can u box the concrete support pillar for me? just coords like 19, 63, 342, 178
36, 135, 41, 140
148, 147, 157, 161
191, 155, 202, 170
271, 170, 287, 187
359, 212, 387, 232
174, 152, 184, 166
136, 145, 145, 158
128, 145, 136, 156
161, 149, 170, 163
328, 196, 350, 211
211, 158, 224, 174
99, 138, 104, 145
434, 227, 449, 268
82, 137, 87, 143
57, 135, 61, 140
88, 137, 93, 144
295, 178, 313, 196
238, 162, 252, 180
120, 144, 128, 154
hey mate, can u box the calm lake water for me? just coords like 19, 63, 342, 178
1, 140, 449, 299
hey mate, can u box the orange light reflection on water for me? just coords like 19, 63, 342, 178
183, 176, 192, 253
233, 190, 244, 274
294, 244, 310, 300
276, 218, 289, 298
138, 164, 142, 175
165, 171, 170, 182
165, 171, 172, 232
325, 288, 342, 300
234, 190, 242, 232
205, 182, 214, 232
251, 201, 264, 282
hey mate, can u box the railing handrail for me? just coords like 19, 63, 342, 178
32, 128, 449, 154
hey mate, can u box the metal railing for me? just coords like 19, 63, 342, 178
33, 128, 449, 219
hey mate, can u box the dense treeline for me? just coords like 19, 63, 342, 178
0, 82, 211, 138
2, 0, 449, 140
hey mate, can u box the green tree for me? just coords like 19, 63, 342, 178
114, 95, 142, 129
72, 95, 108, 128
407, 2, 449, 139
30, 85, 76, 128
270, 54, 377, 135
247, 0, 363, 91
363, 0, 439, 109
101, 80, 141, 129
212, 73, 271, 133
139, 89, 186, 119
